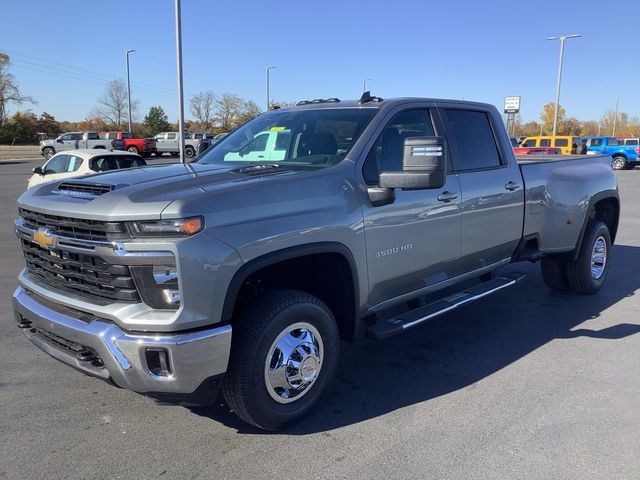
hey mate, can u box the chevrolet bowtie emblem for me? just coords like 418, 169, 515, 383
33, 228, 56, 250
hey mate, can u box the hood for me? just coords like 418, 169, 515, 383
16, 162, 300, 221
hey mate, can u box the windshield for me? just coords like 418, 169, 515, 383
195, 108, 378, 169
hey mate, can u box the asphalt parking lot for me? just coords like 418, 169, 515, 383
1, 159, 639, 480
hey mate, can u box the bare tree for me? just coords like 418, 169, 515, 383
0, 58, 35, 127
214, 93, 244, 130
236, 100, 262, 125
189, 91, 215, 131
94, 79, 138, 128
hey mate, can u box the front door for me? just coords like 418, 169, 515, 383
360, 108, 462, 307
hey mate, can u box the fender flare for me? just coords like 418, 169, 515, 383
221, 242, 360, 331
571, 189, 620, 261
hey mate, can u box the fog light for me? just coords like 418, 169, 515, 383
145, 348, 172, 377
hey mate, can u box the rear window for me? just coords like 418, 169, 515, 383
624, 139, 638, 146
90, 155, 146, 172
441, 109, 502, 171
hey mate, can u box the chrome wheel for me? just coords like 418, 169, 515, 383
264, 322, 324, 404
591, 236, 607, 279
612, 157, 626, 170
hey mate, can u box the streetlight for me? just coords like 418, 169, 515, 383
546, 34, 580, 136
174, 0, 186, 163
125, 49, 135, 134
363, 78, 372, 93
612, 97, 620, 136
266, 66, 276, 111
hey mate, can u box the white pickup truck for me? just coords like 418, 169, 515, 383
39, 132, 119, 159
153, 132, 210, 159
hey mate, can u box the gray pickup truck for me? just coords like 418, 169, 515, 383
13, 96, 619, 430
39, 132, 118, 159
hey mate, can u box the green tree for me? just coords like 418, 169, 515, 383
144, 106, 170, 134
37, 112, 60, 139
539, 102, 565, 135
0, 110, 39, 144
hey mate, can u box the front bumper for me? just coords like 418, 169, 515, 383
13, 286, 232, 395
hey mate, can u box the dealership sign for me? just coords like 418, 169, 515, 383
504, 96, 521, 114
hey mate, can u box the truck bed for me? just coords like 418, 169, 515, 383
517, 154, 615, 253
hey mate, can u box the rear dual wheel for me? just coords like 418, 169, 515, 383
541, 220, 611, 294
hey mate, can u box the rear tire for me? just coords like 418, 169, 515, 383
222, 290, 340, 431
541, 256, 569, 290
565, 221, 611, 294
127, 146, 139, 154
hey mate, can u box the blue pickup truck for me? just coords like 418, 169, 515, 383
586, 136, 640, 170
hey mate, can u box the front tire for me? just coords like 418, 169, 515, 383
185, 146, 195, 158
565, 221, 611, 294
42, 147, 54, 159
222, 290, 340, 430
127, 146, 139, 154
611, 156, 627, 170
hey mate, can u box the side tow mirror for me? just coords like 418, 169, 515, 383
379, 136, 446, 190
33, 166, 44, 175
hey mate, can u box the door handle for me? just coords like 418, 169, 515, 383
437, 191, 458, 202
505, 181, 521, 191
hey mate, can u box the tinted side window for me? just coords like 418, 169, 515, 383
539, 139, 550, 147
591, 138, 603, 147
607, 137, 619, 146
522, 139, 537, 147
626, 139, 639, 146
363, 109, 435, 184
442, 109, 501, 171
554, 138, 568, 147
45, 155, 69, 173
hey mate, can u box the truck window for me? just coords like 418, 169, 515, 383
167, 133, 176, 140
607, 137, 619, 146
86, 132, 99, 140
625, 139, 639, 146
90, 155, 145, 172
590, 138, 603, 147
60, 134, 73, 141
363, 109, 435, 184
66, 155, 83, 172
522, 139, 537, 147
442, 109, 502, 171
540, 139, 551, 147
44, 155, 69, 174
554, 139, 568, 147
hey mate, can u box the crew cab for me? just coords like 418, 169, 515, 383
153, 132, 210, 159
39, 132, 118, 159
13, 96, 619, 431
586, 136, 640, 170
100, 131, 157, 157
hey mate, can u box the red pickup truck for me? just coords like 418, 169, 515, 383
100, 131, 157, 157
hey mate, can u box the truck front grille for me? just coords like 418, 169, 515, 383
19, 208, 128, 241
20, 237, 140, 303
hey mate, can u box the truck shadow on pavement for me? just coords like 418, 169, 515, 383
190, 244, 640, 434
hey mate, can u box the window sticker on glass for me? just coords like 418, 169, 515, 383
269, 126, 286, 132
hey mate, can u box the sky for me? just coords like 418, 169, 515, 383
1, 0, 639, 124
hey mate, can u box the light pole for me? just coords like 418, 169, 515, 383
546, 34, 580, 136
363, 78, 372, 93
612, 97, 620, 136
174, 0, 186, 163
266, 66, 276, 111
125, 49, 135, 133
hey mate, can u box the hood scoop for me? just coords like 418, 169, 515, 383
55, 181, 118, 199
235, 164, 287, 176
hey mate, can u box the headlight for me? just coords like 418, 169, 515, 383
128, 216, 204, 237
130, 264, 181, 310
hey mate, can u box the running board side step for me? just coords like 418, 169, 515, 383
366, 273, 526, 340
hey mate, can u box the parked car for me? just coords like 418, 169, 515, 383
519, 136, 580, 155
100, 131, 157, 157
14, 97, 619, 430
39, 132, 118, 159
27, 149, 146, 189
153, 132, 210, 159
513, 146, 562, 155
585, 136, 640, 170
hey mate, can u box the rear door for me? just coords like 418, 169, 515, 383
438, 106, 524, 271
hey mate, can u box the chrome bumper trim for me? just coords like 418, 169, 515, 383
13, 286, 231, 394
